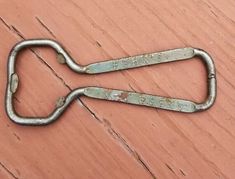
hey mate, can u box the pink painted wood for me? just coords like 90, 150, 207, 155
0, 0, 235, 178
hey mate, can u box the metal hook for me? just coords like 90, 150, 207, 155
5, 39, 216, 125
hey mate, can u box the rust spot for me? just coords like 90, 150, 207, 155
118, 92, 129, 101
165, 98, 174, 104
103, 89, 113, 99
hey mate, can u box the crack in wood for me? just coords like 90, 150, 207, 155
0, 162, 19, 179
68, 0, 134, 56
102, 118, 157, 179
35, 16, 56, 38
68, 94, 158, 178
13, 132, 21, 141
95, 41, 102, 47
165, 163, 176, 175
11, 26, 25, 39
30, 49, 72, 90
162, 116, 229, 179
0, 16, 11, 30
0, 17, 25, 40
179, 169, 186, 176
13, 96, 21, 103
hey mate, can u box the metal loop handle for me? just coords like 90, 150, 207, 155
5, 39, 216, 125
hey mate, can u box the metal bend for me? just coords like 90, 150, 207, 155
11, 39, 86, 73
5, 39, 87, 125
6, 87, 85, 125
193, 48, 216, 111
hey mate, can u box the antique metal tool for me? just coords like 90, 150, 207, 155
5, 39, 216, 125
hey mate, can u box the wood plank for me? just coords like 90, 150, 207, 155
0, 0, 235, 178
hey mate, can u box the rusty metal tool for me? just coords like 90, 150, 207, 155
6, 39, 217, 125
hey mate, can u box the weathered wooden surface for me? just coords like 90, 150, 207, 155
0, 0, 235, 178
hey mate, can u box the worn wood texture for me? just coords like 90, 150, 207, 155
0, 0, 235, 178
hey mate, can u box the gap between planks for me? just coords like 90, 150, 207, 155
0, 162, 19, 179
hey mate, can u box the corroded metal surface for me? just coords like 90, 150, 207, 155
85, 48, 195, 74
5, 39, 217, 125
83, 87, 197, 113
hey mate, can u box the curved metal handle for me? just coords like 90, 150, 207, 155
5, 39, 216, 125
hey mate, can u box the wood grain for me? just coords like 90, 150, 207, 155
0, 0, 234, 178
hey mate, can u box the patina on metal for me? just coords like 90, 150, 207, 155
5, 39, 217, 125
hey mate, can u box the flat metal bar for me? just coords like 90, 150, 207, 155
83, 87, 197, 113
85, 48, 195, 74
